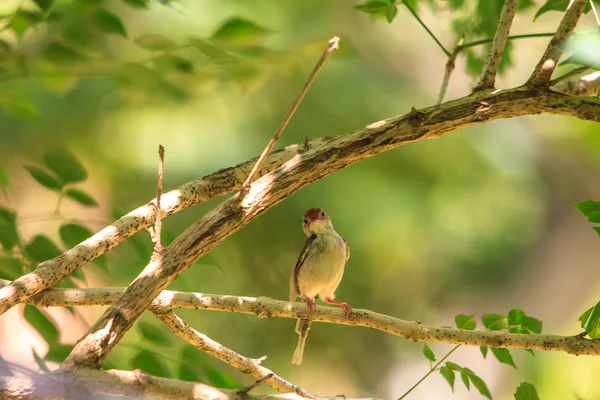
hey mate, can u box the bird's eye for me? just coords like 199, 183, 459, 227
303, 219, 309, 224
320, 211, 325, 217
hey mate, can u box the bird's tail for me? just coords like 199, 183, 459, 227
292, 319, 311, 365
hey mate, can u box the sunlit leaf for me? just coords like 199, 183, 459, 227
24, 305, 59, 345
482, 314, 507, 331
25, 235, 62, 263
137, 321, 171, 346
93, 8, 127, 37
135, 34, 176, 51
491, 347, 516, 368
573, 200, 600, 223
422, 343, 436, 362
131, 350, 170, 377
581, 300, 600, 338
455, 314, 476, 330
65, 188, 98, 207
385, 4, 398, 22
59, 223, 93, 248
508, 309, 525, 326
212, 18, 270, 46
0, 207, 19, 249
24, 166, 63, 191
12, 10, 43, 38
534, 0, 600, 21
522, 316, 542, 334
440, 367, 455, 391
514, 382, 540, 400
445, 361, 462, 371
44, 149, 87, 184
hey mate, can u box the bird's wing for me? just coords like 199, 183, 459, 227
289, 234, 316, 302
343, 237, 350, 261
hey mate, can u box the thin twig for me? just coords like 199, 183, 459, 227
402, 0, 451, 57
474, 0, 519, 91
236, 374, 274, 396
238, 36, 340, 198
153, 311, 318, 399
589, 0, 600, 25
152, 145, 165, 252
397, 345, 461, 400
437, 45, 461, 104
549, 65, 590, 86
458, 33, 556, 50
527, 0, 587, 88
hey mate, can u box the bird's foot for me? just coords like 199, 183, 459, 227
302, 295, 317, 313
325, 298, 352, 318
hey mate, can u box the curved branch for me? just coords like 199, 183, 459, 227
38, 89, 600, 369
153, 310, 317, 398
0, 368, 378, 400
10, 282, 600, 356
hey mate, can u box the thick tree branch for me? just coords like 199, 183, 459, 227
39, 89, 600, 369
0, 368, 378, 400
153, 311, 317, 398
5, 281, 599, 356
473, 0, 519, 91
527, 0, 587, 88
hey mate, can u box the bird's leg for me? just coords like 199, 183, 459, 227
302, 295, 316, 312
325, 298, 352, 318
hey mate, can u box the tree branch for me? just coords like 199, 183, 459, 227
527, 0, 587, 88
0, 368, 379, 400
551, 70, 600, 96
6, 281, 599, 357
473, 0, 519, 91
153, 310, 318, 398
20, 88, 599, 369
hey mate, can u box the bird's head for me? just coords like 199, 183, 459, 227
302, 208, 333, 236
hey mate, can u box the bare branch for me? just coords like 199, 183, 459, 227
154, 311, 317, 398
474, 0, 519, 91
6, 281, 599, 357
552, 70, 600, 96
239, 36, 340, 197
0, 368, 379, 400
437, 46, 461, 104
151, 145, 165, 252
34, 89, 600, 369
527, 0, 587, 88
236, 374, 274, 397
549, 66, 590, 86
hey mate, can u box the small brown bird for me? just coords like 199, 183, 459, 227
289, 208, 351, 365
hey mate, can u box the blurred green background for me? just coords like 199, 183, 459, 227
1, 0, 600, 399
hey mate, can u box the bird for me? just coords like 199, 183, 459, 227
289, 208, 352, 365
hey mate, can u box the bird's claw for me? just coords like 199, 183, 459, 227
340, 303, 352, 319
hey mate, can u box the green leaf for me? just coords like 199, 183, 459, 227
517, 0, 536, 11
582, 300, 600, 338
93, 9, 127, 37
59, 223, 93, 248
480, 346, 488, 358
522, 316, 542, 334
212, 18, 270, 46
137, 322, 171, 346
445, 361, 463, 371
44, 149, 87, 184
491, 347, 516, 368
44, 42, 87, 64
533, 0, 569, 21
24, 166, 63, 191
0, 207, 19, 249
131, 349, 170, 377
460, 370, 470, 390
65, 188, 98, 207
482, 314, 507, 331
123, 0, 149, 8
385, 4, 398, 22
187, 37, 233, 59
455, 314, 476, 330
566, 31, 600, 68
12, 10, 43, 38
0, 254, 22, 280
24, 305, 59, 345
135, 34, 176, 51
468, 372, 492, 400
0, 39, 11, 55
354, 1, 393, 14
25, 235, 62, 263
45, 343, 73, 363
508, 309, 525, 326
33, 0, 55, 12
514, 382, 540, 400
204, 366, 237, 389
422, 343, 436, 362
0, 162, 8, 194
32, 348, 50, 372
153, 54, 194, 73
594, 227, 600, 238
179, 345, 203, 382
440, 367, 455, 391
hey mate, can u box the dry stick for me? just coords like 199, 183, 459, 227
8, 282, 600, 356
51, 88, 600, 370
153, 311, 318, 399
527, 0, 587, 88
549, 66, 590, 86
236, 374, 274, 397
474, 0, 520, 91
239, 36, 340, 197
0, 368, 380, 400
437, 46, 461, 104
152, 145, 165, 251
